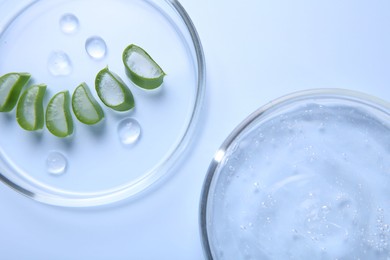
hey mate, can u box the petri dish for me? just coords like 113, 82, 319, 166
0, 0, 205, 207
200, 89, 390, 259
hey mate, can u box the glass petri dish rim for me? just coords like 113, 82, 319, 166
0, 0, 206, 207
199, 88, 390, 259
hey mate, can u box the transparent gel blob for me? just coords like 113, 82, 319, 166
47, 50, 72, 76
46, 152, 67, 175
117, 118, 141, 145
85, 36, 107, 60
59, 13, 79, 34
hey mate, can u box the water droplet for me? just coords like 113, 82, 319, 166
118, 118, 141, 145
85, 36, 107, 59
59, 13, 79, 34
46, 152, 67, 175
48, 50, 72, 76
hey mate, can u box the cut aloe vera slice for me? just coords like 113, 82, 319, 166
122, 44, 166, 89
95, 67, 134, 111
0, 72, 31, 112
46, 91, 74, 138
16, 84, 47, 131
72, 82, 104, 125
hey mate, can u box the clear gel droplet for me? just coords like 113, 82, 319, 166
118, 118, 141, 145
46, 152, 67, 175
85, 36, 107, 59
59, 13, 79, 34
48, 50, 72, 76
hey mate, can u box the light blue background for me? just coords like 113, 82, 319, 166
1, 0, 389, 259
